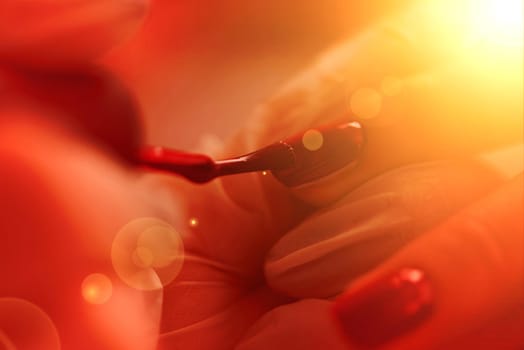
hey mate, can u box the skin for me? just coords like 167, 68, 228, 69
0, 0, 522, 349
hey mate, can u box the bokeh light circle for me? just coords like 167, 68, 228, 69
132, 246, 154, 268
188, 217, 199, 228
0, 298, 60, 349
81, 273, 113, 305
111, 218, 184, 291
349, 87, 383, 119
301, 129, 324, 151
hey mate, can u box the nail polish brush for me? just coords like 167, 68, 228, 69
139, 121, 364, 187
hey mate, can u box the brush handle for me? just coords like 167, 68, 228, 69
139, 146, 217, 183
138, 121, 364, 186
214, 142, 295, 175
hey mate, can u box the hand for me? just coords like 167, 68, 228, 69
332, 173, 524, 350
0, 1, 161, 349
241, 170, 523, 349
216, 0, 522, 348
162, 2, 521, 350
222, 0, 522, 206
1, 1, 521, 350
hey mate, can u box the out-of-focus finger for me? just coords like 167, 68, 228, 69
439, 306, 524, 349
265, 161, 500, 298
0, 0, 149, 68
0, 65, 143, 162
0, 115, 164, 349
333, 174, 524, 349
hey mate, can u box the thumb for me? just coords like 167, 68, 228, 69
333, 174, 524, 349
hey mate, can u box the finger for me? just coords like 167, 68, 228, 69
159, 287, 289, 350
0, 0, 149, 68
223, 1, 522, 206
219, 4, 439, 209
0, 117, 163, 349
438, 306, 524, 349
233, 302, 524, 350
158, 167, 309, 345
1, 65, 143, 162
265, 161, 500, 298
332, 174, 524, 349
235, 299, 348, 350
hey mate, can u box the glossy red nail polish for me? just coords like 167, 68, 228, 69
333, 268, 434, 348
138, 121, 364, 184
272, 121, 364, 187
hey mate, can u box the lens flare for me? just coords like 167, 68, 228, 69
111, 218, 184, 291
302, 129, 324, 151
81, 273, 113, 305
0, 298, 60, 349
188, 217, 199, 228
132, 246, 155, 268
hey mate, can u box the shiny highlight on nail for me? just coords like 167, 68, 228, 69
333, 268, 434, 348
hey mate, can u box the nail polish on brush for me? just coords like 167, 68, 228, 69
333, 268, 434, 348
272, 121, 364, 186
139, 121, 364, 186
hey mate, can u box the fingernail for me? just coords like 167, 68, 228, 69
272, 121, 364, 187
333, 268, 434, 348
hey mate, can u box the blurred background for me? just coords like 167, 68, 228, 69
103, 0, 409, 150
101, 0, 522, 176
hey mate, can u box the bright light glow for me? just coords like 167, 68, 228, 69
468, 0, 523, 46
349, 88, 382, 119
401, 268, 423, 283
381, 76, 403, 96
189, 217, 199, 227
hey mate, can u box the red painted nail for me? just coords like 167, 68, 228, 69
333, 268, 434, 348
272, 121, 364, 187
